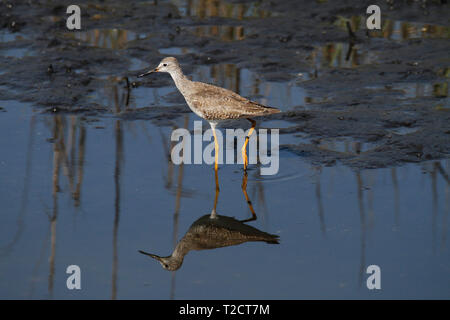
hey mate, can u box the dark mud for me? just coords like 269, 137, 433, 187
0, 0, 449, 169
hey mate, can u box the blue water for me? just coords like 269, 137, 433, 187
0, 0, 448, 298
0, 99, 448, 299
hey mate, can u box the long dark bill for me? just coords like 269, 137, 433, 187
138, 68, 158, 77
138, 250, 161, 260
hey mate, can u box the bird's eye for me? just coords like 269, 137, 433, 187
163, 63, 167, 67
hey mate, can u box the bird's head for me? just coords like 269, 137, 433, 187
138, 250, 183, 271
138, 57, 179, 77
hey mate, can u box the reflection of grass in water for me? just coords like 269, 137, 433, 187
334, 15, 363, 33
382, 22, 450, 40
402, 82, 448, 98
311, 42, 376, 69
441, 68, 450, 78
334, 15, 450, 40
195, 63, 240, 92
191, 25, 245, 41
322, 43, 345, 68
433, 82, 448, 98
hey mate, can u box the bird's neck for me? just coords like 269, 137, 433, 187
169, 68, 191, 96
171, 237, 191, 260
164, 238, 190, 269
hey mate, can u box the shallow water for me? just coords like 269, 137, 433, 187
0, 99, 449, 299
1, 0, 449, 300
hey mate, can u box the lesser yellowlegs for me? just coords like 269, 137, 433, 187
138, 57, 281, 171
139, 171, 279, 271
139, 213, 279, 270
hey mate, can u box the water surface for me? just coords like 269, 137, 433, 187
0, 99, 448, 299
0, 0, 449, 300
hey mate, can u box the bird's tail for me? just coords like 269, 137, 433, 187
256, 103, 281, 114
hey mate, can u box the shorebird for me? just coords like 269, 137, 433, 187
139, 184, 279, 273
139, 213, 279, 271
139, 169, 279, 271
138, 57, 281, 171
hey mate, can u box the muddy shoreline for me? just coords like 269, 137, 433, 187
0, 0, 449, 169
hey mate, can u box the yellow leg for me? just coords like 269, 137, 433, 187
213, 169, 220, 211
240, 172, 257, 222
241, 119, 256, 171
212, 126, 219, 172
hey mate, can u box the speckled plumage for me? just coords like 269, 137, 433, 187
184, 82, 281, 120
138, 56, 279, 171
157, 57, 281, 121
139, 213, 279, 271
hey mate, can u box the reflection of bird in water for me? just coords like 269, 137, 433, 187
139, 171, 279, 271
139, 210, 279, 271
138, 57, 280, 171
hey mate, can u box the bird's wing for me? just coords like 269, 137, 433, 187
186, 82, 280, 119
